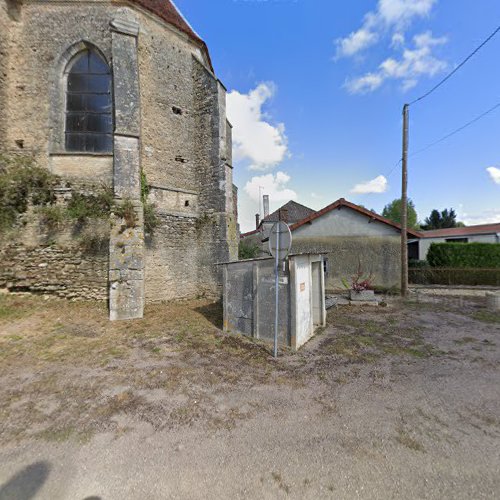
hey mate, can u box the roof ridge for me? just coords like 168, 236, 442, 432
290, 197, 422, 238
132, 0, 214, 71
169, 0, 202, 40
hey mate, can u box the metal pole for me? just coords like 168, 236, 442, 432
401, 104, 409, 298
274, 226, 280, 358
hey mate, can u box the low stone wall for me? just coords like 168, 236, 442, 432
0, 243, 108, 300
292, 236, 401, 291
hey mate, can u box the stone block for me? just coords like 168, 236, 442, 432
113, 136, 141, 200
109, 279, 144, 321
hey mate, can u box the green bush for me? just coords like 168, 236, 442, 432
67, 187, 114, 223
37, 205, 67, 231
0, 153, 60, 231
409, 267, 500, 286
144, 201, 159, 234
427, 242, 500, 268
409, 259, 429, 268
140, 169, 159, 235
239, 240, 260, 260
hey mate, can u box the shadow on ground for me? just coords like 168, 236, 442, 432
194, 301, 223, 329
0, 461, 51, 500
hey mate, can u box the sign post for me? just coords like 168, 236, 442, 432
269, 221, 292, 358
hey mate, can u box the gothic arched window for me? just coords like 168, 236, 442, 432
65, 49, 113, 153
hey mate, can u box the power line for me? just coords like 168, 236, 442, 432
384, 158, 402, 179
409, 24, 500, 106
409, 100, 500, 158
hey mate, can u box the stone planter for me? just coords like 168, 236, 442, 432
349, 289, 376, 302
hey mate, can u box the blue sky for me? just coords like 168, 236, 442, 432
175, 0, 500, 232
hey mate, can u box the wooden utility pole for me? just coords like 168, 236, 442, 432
401, 104, 409, 298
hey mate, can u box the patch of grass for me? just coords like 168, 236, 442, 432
454, 336, 478, 345
326, 307, 442, 362
472, 311, 500, 324
0, 296, 32, 320
37, 427, 76, 443
396, 429, 425, 452
271, 472, 290, 494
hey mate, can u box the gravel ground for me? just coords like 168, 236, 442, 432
0, 294, 499, 499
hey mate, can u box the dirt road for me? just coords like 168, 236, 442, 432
0, 294, 499, 499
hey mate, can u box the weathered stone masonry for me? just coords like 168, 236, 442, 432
0, 0, 238, 317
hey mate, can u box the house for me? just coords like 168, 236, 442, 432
0, 0, 238, 320
411, 223, 500, 261
242, 197, 420, 291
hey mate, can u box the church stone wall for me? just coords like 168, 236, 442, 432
0, 0, 238, 312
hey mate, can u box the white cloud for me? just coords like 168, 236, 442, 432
244, 171, 297, 203
226, 83, 288, 171
346, 73, 384, 94
462, 209, 500, 226
378, 0, 437, 26
391, 32, 405, 48
350, 175, 388, 194
346, 31, 447, 94
335, 28, 378, 59
486, 166, 500, 184
335, 0, 437, 58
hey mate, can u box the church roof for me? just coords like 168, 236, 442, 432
133, 0, 213, 70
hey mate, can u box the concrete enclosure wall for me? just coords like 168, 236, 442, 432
289, 254, 326, 348
292, 237, 401, 291
223, 259, 290, 346
223, 255, 326, 349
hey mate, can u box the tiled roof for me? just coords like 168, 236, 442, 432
262, 201, 316, 224
289, 198, 422, 238
133, 0, 213, 70
420, 223, 500, 238
240, 228, 260, 238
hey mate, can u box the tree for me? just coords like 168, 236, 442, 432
421, 208, 462, 230
382, 198, 418, 229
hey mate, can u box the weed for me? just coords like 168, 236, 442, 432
271, 472, 290, 494
67, 186, 114, 223
113, 198, 138, 229
472, 311, 500, 324
396, 428, 425, 452
0, 153, 60, 231
454, 337, 478, 345
37, 205, 67, 231
195, 212, 216, 231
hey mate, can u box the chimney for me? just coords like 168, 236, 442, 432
255, 213, 260, 229
263, 195, 270, 218
280, 208, 289, 223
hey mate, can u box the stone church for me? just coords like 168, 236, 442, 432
0, 0, 239, 319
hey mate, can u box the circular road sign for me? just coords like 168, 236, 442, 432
269, 221, 292, 261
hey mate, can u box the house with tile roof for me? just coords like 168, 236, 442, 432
241, 197, 418, 290
288, 198, 421, 290
413, 223, 500, 261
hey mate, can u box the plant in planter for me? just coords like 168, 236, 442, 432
342, 264, 376, 301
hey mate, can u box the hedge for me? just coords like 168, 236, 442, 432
409, 267, 500, 286
427, 242, 500, 269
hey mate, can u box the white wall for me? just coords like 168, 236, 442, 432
419, 233, 499, 260
293, 255, 312, 348
293, 206, 399, 239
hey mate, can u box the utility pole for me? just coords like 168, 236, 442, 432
401, 104, 409, 298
